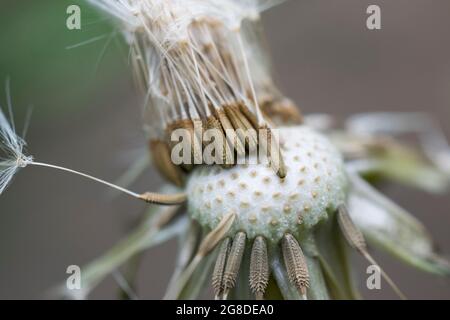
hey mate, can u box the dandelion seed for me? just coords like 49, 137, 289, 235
212, 237, 231, 299
222, 231, 246, 299
0, 104, 185, 205
250, 236, 269, 300
337, 205, 406, 300
281, 233, 309, 299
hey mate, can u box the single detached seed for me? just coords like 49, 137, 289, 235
337, 205, 406, 299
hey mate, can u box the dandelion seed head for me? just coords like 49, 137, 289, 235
68, 2, 450, 300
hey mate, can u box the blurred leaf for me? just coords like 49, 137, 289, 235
373, 142, 448, 193
315, 214, 361, 300
348, 172, 450, 276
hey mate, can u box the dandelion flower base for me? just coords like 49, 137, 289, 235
187, 126, 348, 243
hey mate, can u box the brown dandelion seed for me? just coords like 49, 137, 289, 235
138, 191, 187, 205
215, 109, 245, 157
249, 236, 269, 300
166, 212, 236, 299
257, 123, 287, 178
337, 205, 406, 300
212, 237, 231, 299
149, 140, 184, 187
222, 232, 247, 298
224, 105, 258, 152
337, 205, 365, 249
281, 233, 309, 298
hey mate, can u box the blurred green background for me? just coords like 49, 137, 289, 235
1, 0, 450, 299
0, 0, 126, 120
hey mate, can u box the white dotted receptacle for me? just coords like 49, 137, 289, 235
187, 126, 348, 243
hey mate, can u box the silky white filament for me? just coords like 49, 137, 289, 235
28, 162, 140, 198
87, 0, 284, 140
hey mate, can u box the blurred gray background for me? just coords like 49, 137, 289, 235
0, 0, 450, 299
